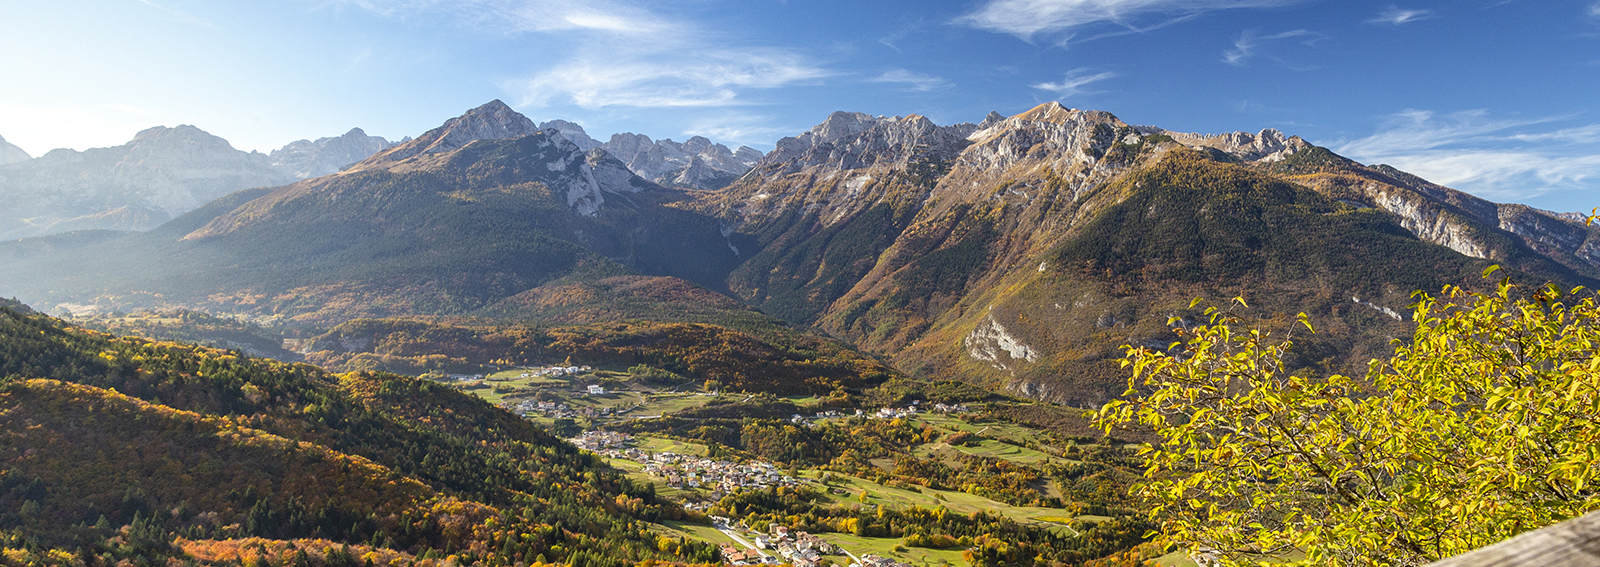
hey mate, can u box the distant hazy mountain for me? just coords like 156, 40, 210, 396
0, 125, 292, 239
269, 127, 398, 179
0, 101, 745, 326
0, 134, 29, 165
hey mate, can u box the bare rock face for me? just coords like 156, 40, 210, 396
0, 125, 291, 239
1159, 128, 1310, 162
599, 133, 759, 190
270, 127, 395, 179
539, 119, 602, 151
0, 134, 30, 165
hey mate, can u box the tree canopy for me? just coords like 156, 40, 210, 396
1095, 270, 1600, 566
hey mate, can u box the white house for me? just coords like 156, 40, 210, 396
587, 384, 605, 395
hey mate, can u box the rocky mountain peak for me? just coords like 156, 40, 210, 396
758, 113, 977, 174
1159, 127, 1310, 163
126, 125, 239, 155
977, 111, 1007, 130
356, 99, 539, 167
270, 127, 396, 179
598, 131, 759, 190
0, 134, 30, 165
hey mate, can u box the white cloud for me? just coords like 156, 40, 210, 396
955, 0, 1305, 41
1334, 110, 1600, 211
332, 0, 673, 35
683, 113, 796, 148
1223, 29, 1322, 66
338, 0, 831, 110
1032, 68, 1117, 97
1367, 6, 1433, 25
511, 50, 830, 109
868, 69, 953, 92
1590, 1, 1600, 16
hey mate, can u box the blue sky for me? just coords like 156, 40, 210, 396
3, 0, 1598, 212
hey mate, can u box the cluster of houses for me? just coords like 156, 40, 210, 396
789, 409, 844, 424
519, 364, 593, 378
636, 452, 799, 496
569, 430, 630, 451
753, 525, 838, 567
509, 399, 617, 419
855, 554, 914, 567
861, 401, 971, 420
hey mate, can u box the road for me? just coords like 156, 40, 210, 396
713, 520, 773, 561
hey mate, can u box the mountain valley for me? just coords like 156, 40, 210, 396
3, 97, 1598, 567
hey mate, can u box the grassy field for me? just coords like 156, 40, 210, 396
802, 471, 1079, 536
822, 533, 967, 567
653, 520, 742, 547
633, 435, 711, 456
911, 439, 1067, 467
616, 392, 717, 417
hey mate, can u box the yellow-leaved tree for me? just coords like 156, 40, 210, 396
1095, 270, 1600, 566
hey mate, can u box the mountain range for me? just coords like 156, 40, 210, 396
2, 100, 1596, 405
0, 102, 762, 239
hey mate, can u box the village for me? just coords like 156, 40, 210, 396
567, 432, 922, 567
570, 431, 802, 496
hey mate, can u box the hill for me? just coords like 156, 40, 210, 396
0, 303, 710, 565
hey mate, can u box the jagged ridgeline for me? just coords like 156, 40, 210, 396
699, 104, 1599, 405
4, 101, 1598, 407
0, 304, 714, 565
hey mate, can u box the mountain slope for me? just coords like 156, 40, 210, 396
697, 103, 1598, 404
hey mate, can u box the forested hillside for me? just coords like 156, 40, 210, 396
0, 303, 714, 566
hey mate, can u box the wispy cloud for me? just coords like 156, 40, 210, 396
511, 51, 831, 108
1589, 1, 1600, 16
955, 0, 1306, 41
332, 0, 673, 35
868, 69, 953, 92
683, 113, 797, 147
337, 0, 831, 110
1368, 6, 1434, 24
1032, 68, 1117, 98
1335, 110, 1600, 210
1224, 29, 1323, 66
